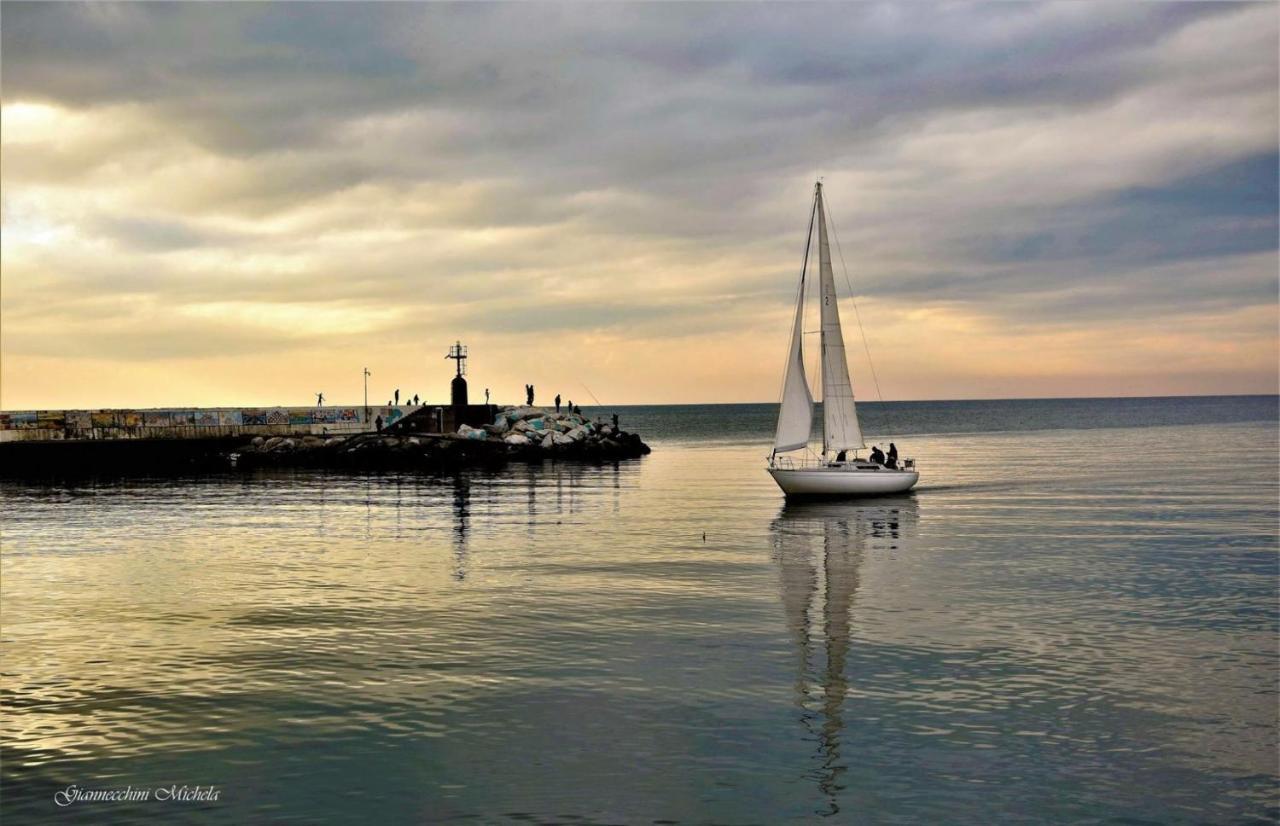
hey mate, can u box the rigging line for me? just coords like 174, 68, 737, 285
822, 194, 884, 403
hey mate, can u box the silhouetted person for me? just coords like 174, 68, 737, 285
394, 389, 400, 405
316, 392, 324, 406
573, 405, 581, 415
526, 384, 534, 406
611, 413, 619, 428
836, 449, 846, 462
485, 388, 490, 404
887, 443, 898, 468
869, 446, 885, 465
555, 394, 561, 412
375, 415, 383, 432
413, 394, 419, 406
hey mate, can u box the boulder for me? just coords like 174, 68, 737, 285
505, 407, 545, 421
504, 433, 531, 446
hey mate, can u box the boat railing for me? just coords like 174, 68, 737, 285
771, 453, 918, 472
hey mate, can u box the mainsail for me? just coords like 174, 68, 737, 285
773, 249, 814, 452
816, 185, 865, 453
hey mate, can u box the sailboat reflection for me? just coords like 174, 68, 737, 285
770, 495, 919, 817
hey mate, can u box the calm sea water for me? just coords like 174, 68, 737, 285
2, 396, 1276, 824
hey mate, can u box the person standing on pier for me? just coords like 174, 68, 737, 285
555, 394, 561, 413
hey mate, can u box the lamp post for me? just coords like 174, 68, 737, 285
363, 367, 371, 425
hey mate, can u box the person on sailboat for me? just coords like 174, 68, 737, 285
887, 443, 898, 469
836, 450, 847, 463
869, 445, 885, 465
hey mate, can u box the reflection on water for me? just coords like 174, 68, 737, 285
772, 498, 917, 817
453, 474, 470, 580
1, 419, 1276, 824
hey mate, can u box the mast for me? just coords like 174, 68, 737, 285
818, 184, 828, 457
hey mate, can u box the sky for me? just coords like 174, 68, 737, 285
2, 2, 1277, 409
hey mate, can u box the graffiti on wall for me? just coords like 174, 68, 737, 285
0, 405, 393, 431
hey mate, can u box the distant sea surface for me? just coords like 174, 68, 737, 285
2, 395, 1276, 824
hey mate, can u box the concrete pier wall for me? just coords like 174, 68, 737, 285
0, 405, 423, 443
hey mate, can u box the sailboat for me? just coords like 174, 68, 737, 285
768, 182, 919, 497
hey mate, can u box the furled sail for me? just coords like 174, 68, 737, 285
773, 258, 814, 453
816, 186, 865, 453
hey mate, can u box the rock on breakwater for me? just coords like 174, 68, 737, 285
233, 406, 650, 471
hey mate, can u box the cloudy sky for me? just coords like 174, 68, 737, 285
2, 2, 1276, 408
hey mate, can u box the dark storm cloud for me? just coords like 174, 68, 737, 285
970, 152, 1279, 267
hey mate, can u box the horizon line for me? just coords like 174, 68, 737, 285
1, 392, 1276, 414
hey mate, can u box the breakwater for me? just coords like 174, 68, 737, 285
0, 404, 649, 476
0, 404, 418, 443
237, 406, 649, 468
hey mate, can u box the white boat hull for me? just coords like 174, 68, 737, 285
769, 465, 919, 497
